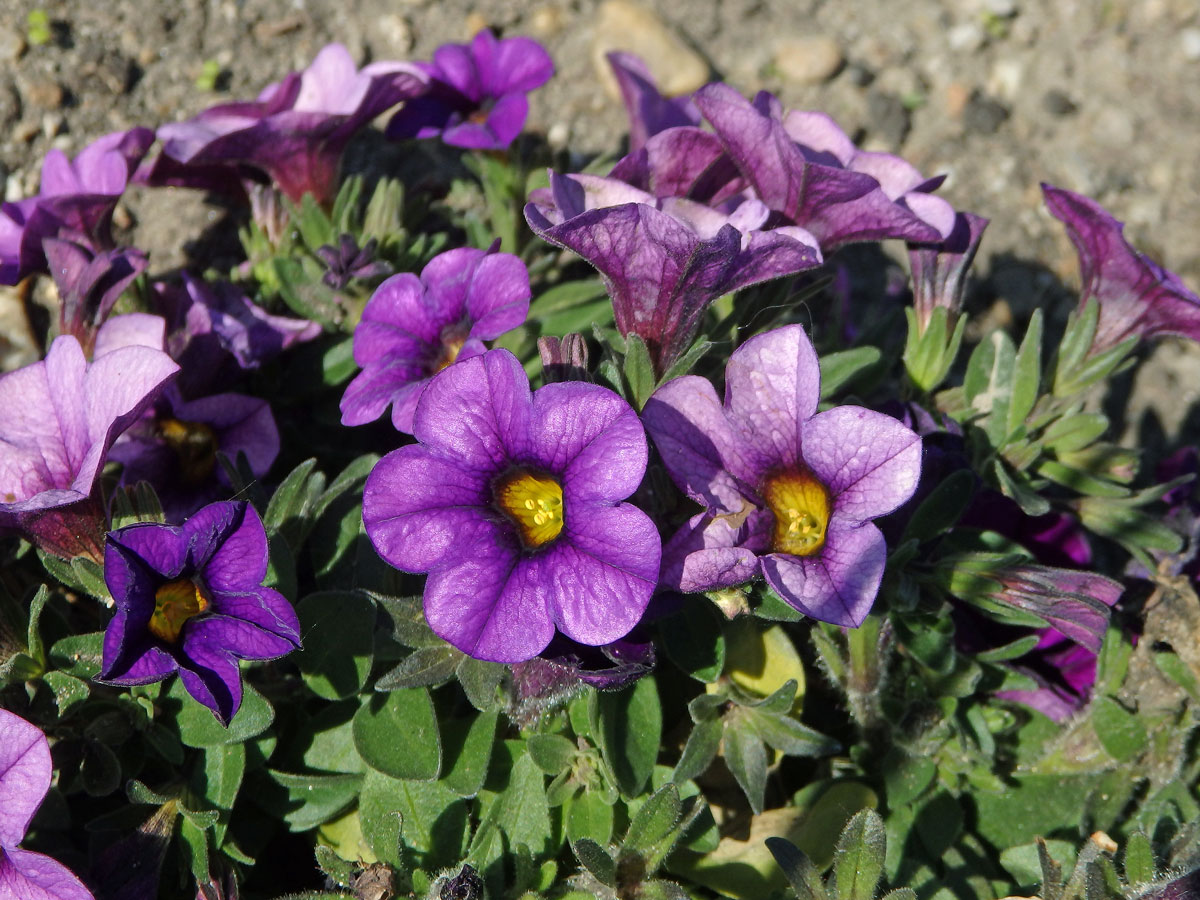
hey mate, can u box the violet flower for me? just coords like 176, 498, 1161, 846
340, 246, 531, 433
0, 327, 179, 560
363, 348, 661, 663
153, 44, 426, 206
1042, 184, 1200, 352
525, 172, 822, 376
642, 324, 922, 625
315, 234, 393, 290
0, 128, 154, 284
386, 29, 554, 150
0, 709, 95, 900
44, 238, 148, 355
907, 211, 989, 332
97, 501, 301, 723
606, 51, 700, 153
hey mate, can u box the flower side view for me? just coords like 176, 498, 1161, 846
0, 709, 95, 900
363, 348, 661, 663
340, 246, 531, 433
642, 324, 922, 625
97, 501, 301, 723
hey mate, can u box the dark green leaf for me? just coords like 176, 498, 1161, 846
194, 743, 244, 843
572, 839, 616, 887
527, 279, 607, 320
456, 656, 505, 711
492, 752, 553, 855
1042, 412, 1108, 454
659, 335, 713, 384
1091, 696, 1147, 761
297, 591, 375, 699
623, 333, 656, 409
81, 740, 122, 796
527, 733, 577, 775
659, 601, 725, 682
900, 469, 975, 544
171, 681, 274, 748
358, 768, 467, 868
672, 717, 721, 784
723, 714, 767, 813
263, 458, 324, 547
1008, 309, 1043, 436
999, 840, 1076, 890
1093, 626, 1133, 697
993, 460, 1051, 515
1121, 831, 1155, 885
376, 645, 463, 691
314, 846, 356, 888
262, 770, 362, 831
766, 837, 829, 900
42, 670, 89, 717
353, 689, 441, 780
566, 790, 614, 846
592, 677, 661, 798
442, 709, 497, 797
833, 809, 886, 900
745, 708, 839, 757
882, 752, 936, 807
622, 783, 683, 870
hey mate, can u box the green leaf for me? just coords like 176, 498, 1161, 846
767, 837, 829, 900
1042, 412, 1108, 454
1054, 297, 1100, 390
81, 740, 122, 796
178, 816, 211, 885
744, 708, 839, 757
1092, 626, 1133, 697
833, 809, 886, 900
262, 770, 362, 831
993, 459, 1050, 515
621, 783, 684, 872
301, 704, 364, 774
565, 790, 614, 846
171, 680, 275, 747
1007, 308, 1043, 436
1037, 460, 1129, 497
358, 767, 468, 869
25, 585, 48, 667
623, 333, 656, 409
592, 676, 662, 798
456, 656, 505, 711
723, 713, 768, 813
672, 717, 722, 784
659, 600, 726, 682
486, 751, 552, 855
442, 709, 497, 798
353, 689, 441, 780
526, 279, 607, 321
900, 469, 975, 544
659, 335, 713, 384
38, 552, 109, 601
263, 458, 325, 547
296, 591, 375, 699
881, 752, 936, 807
1091, 696, 1147, 762
42, 670, 89, 717
375, 645, 462, 691
1121, 831, 1155, 885
572, 838, 616, 887
999, 840, 1076, 890
527, 733, 577, 775
821, 346, 883, 399
194, 743, 245, 844
1152, 649, 1200, 702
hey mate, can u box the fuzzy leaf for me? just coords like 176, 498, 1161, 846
833, 809, 886, 900
353, 689, 441, 780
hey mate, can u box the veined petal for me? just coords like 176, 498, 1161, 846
0, 710, 51, 846
660, 509, 769, 593
188, 501, 268, 589
176, 639, 243, 724
0, 846, 96, 900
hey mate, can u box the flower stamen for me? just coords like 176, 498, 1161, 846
158, 418, 219, 485
763, 468, 830, 557
494, 470, 564, 548
149, 579, 209, 643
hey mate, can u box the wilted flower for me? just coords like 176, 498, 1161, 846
315, 234, 393, 290
606, 51, 700, 153
0, 324, 179, 560
642, 324, 922, 625
1042, 183, 1200, 352
907, 211, 989, 332
0, 128, 154, 284
386, 29, 554, 150
0, 709, 95, 900
525, 172, 821, 376
97, 501, 301, 723
45, 238, 147, 354
363, 348, 660, 662
340, 246, 531, 433
153, 43, 426, 206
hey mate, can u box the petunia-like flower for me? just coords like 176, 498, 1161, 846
907, 211, 989, 332
152, 43, 426, 206
340, 246, 531, 433
386, 29, 554, 150
642, 324, 922, 625
1042, 183, 1200, 353
0, 128, 154, 284
692, 83, 955, 251
0, 326, 179, 560
363, 348, 661, 663
44, 238, 148, 355
525, 172, 822, 376
97, 501, 301, 723
0, 709, 95, 900
606, 51, 700, 153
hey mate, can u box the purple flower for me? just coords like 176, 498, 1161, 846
340, 247, 531, 433
0, 327, 179, 560
153, 44, 426, 206
44, 238, 148, 355
0, 709, 95, 900
0, 129, 154, 284
97, 501, 301, 723
525, 172, 821, 376
315, 234, 393, 290
907, 211, 989, 332
1042, 184, 1200, 352
363, 348, 661, 663
642, 324, 922, 625
606, 51, 700, 153
692, 83, 955, 251
386, 29, 554, 150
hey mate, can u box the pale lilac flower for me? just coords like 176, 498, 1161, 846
0, 709, 95, 900
97, 501, 301, 723
1042, 184, 1200, 352
153, 44, 426, 205
340, 247, 531, 433
386, 29, 554, 150
642, 324, 922, 625
363, 349, 660, 662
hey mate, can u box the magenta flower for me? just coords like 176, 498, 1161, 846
642, 324, 922, 625
1042, 184, 1200, 352
606, 51, 700, 153
340, 247, 531, 433
153, 44, 425, 205
0, 327, 179, 560
363, 349, 660, 663
525, 172, 821, 376
386, 29, 554, 150
0, 710, 95, 900
97, 501, 301, 723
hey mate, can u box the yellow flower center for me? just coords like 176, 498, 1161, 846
763, 468, 830, 557
494, 470, 565, 549
433, 336, 466, 373
148, 579, 209, 643
158, 418, 219, 485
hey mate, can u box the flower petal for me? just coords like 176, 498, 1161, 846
176, 638, 243, 724
188, 501, 268, 590
659, 510, 767, 593
0, 710, 51, 846
0, 846, 95, 900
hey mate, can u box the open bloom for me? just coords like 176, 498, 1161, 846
0, 710, 95, 900
0, 325, 179, 559
386, 29, 554, 150
340, 246, 531, 433
152, 43, 425, 205
97, 501, 301, 723
363, 348, 661, 662
642, 324, 922, 625
1042, 184, 1200, 352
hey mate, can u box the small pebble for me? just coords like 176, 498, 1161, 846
528, 6, 567, 38
591, 0, 708, 98
21, 78, 65, 110
0, 30, 27, 63
947, 23, 985, 53
1041, 89, 1077, 117
464, 12, 489, 38
1182, 28, 1200, 61
962, 91, 1009, 134
772, 36, 844, 86
377, 14, 413, 55
983, 0, 1017, 17
843, 62, 875, 87
0, 78, 20, 127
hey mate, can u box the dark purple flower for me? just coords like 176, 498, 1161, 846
692, 84, 954, 251
0, 326, 179, 560
643, 324, 921, 625
154, 44, 426, 206
0, 709, 95, 900
97, 501, 301, 723
1042, 184, 1200, 352
907, 211, 989, 332
386, 29, 554, 150
363, 348, 661, 662
0, 129, 154, 284
341, 247, 531, 433
109, 384, 278, 523
525, 172, 821, 376
315, 234, 393, 290
606, 51, 700, 153
45, 238, 148, 355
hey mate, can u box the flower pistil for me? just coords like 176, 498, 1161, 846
763, 469, 830, 556
494, 470, 564, 548
150, 579, 209, 643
